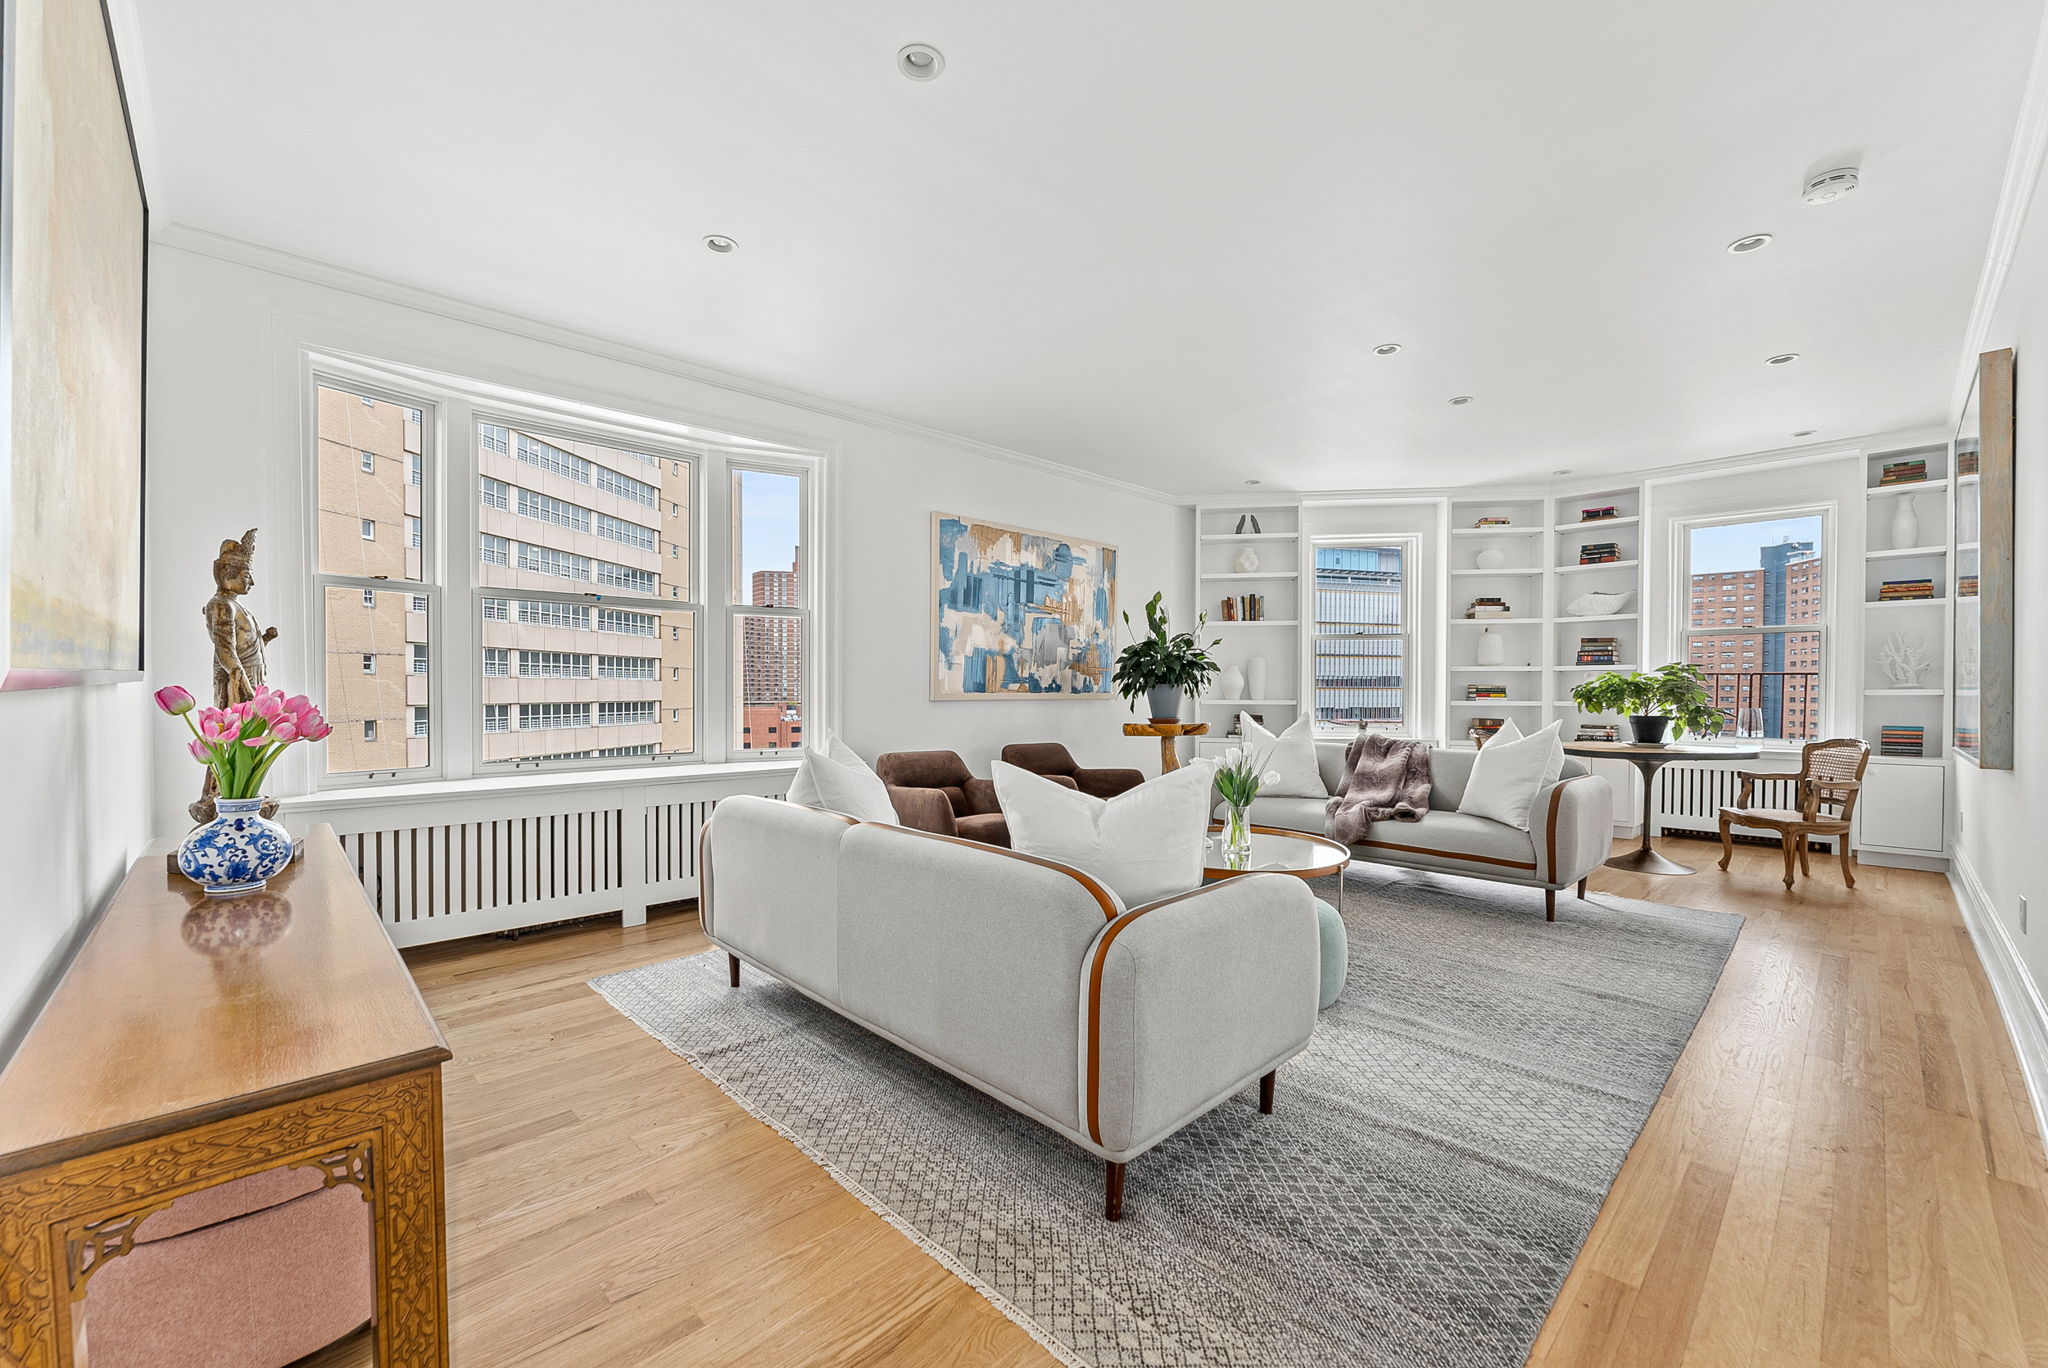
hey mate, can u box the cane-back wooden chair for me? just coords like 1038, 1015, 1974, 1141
1716, 737, 1871, 889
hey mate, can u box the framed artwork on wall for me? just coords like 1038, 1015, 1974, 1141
931, 513, 1118, 700
0, 0, 148, 690
1953, 346, 2014, 769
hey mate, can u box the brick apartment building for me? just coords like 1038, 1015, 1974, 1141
739, 563, 803, 750
1683, 541, 1822, 740
318, 387, 693, 770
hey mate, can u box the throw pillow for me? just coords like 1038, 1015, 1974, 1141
1458, 720, 1564, 832
786, 730, 898, 824
993, 759, 1216, 907
1483, 716, 1564, 790
1238, 712, 1326, 797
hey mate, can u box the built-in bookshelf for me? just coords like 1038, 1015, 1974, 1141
1192, 503, 1303, 732
1546, 486, 1646, 743
1444, 497, 1550, 746
1858, 442, 1952, 767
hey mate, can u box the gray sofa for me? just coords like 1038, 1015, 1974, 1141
1237, 742, 1613, 921
699, 795, 1321, 1221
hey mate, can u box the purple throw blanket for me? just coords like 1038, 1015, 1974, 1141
1326, 734, 1433, 844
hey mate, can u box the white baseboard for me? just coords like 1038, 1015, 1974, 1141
1950, 849, 2048, 1146
1857, 849, 1950, 872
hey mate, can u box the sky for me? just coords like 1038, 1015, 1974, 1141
737, 469, 802, 580
1687, 514, 1823, 574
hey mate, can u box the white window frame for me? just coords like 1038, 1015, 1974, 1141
302, 352, 827, 792
1308, 535, 1419, 737
1671, 505, 1834, 746
725, 458, 814, 755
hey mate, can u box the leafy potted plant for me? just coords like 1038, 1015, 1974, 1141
1112, 591, 1221, 722
1568, 663, 1725, 745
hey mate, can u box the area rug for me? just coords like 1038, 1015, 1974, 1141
589, 865, 1742, 1368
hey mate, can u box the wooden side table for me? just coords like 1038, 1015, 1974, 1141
1123, 721, 1209, 773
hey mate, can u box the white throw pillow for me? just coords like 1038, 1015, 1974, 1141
786, 730, 898, 824
1482, 717, 1564, 790
1458, 720, 1564, 832
1238, 713, 1327, 798
994, 759, 1216, 907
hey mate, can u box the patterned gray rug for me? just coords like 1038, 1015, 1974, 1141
590, 865, 1741, 1368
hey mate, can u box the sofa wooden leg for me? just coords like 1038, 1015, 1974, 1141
1545, 889, 1556, 922
1577, 877, 1588, 899
1105, 1161, 1126, 1222
728, 953, 740, 987
1259, 1069, 1276, 1115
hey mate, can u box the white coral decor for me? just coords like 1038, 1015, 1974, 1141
1876, 629, 1934, 688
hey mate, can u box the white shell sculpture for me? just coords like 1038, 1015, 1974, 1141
1233, 546, 1260, 573
1876, 629, 1934, 688
1564, 589, 1634, 617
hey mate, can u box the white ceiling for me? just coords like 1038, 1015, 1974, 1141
127, 1, 2041, 497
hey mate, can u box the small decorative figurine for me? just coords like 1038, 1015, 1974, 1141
192, 529, 281, 823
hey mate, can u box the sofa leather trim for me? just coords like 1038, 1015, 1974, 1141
1542, 776, 1591, 882
1351, 838, 1536, 871
1082, 884, 1221, 1145
866, 823, 1121, 923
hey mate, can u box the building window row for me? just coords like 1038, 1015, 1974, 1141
516, 487, 591, 533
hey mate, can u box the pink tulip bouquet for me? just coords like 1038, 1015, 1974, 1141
156, 685, 333, 800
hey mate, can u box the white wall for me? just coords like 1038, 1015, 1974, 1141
0, 684, 151, 1056
142, 241, 1190, 831
1952, 149, 2048, 999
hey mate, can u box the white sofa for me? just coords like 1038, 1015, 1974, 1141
699, 795, 1322, 1220
1237, 741, 1613, 921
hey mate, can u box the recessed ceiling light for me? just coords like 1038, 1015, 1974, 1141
1802, 167, 1859, 205
1448, 395, 1473, 405
898, 43, 944, 80
703, 235, 737, 253
1792, 429, 1817, 437
1372, 343, 1402, 356
1244, 479, 1262, 486
1726, 233, 1773, 254
1552, 469, 1573, 476
1764, 352, 1800, 365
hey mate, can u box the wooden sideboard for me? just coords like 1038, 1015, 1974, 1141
0, 825, 452, 1368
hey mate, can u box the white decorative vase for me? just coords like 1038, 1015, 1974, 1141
1890, 495, 1919, 550
1475, 545, 1507, 570
1244, 656, 1269, 700
1217, 664, 1246, 700
1233, 546, 1260, 573
1476, 627, 1506, 667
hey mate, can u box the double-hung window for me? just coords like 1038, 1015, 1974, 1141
1677, 511, 1829, 742
314, 361, 818, 785
1311, 540, 1413, 733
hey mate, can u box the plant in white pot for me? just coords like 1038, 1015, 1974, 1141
1568, 663, 1725, 745
1112, 592, 1220, 722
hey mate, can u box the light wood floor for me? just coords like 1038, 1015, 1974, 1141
306, 836, 2048, 1368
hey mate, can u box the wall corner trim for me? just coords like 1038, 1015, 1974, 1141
1950, 847, 2048, 1149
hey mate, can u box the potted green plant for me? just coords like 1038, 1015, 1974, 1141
1112, 592, 1221, 722
1568, 663, 1725, 745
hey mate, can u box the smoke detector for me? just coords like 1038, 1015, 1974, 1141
1802, 167, 1859, 205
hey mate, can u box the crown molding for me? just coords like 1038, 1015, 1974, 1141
149, 222, 1184, 507
1953, 4, 2048, 423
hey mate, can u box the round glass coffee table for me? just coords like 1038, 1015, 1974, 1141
1203, 823, 1352, 910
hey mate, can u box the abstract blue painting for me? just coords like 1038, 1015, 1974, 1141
931, 514, 1118, 699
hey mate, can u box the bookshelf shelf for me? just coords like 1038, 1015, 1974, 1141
1555, 559, 1639, 573
1553, 515, 1639, 532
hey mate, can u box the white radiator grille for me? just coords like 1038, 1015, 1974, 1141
297, 773, 789, 946
1654, 764, 1799, 841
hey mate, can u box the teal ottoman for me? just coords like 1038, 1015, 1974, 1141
1313, 897, 1348, 1009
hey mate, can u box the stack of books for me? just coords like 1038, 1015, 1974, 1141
1465, 684, 1508, 700
1473, 516, 1512, 528
1467, 718, 1508, 746
1579, 505, 1620, 522
1576, 636, 1620, 665
1466, 596, 1513, 618
1958, 726, 1981, 751
1878, 579, 1936, 602
1880, 725, 1926, 758
1574, 724, 1620, 743
1878, 458, 1928, 487
1578, 541, 1623, 564
1221, 594, 1268, 620
1958, 448, 1981, 476
1958, 574, 1979, 598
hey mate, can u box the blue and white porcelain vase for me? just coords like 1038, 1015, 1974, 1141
177, 797, 293, 898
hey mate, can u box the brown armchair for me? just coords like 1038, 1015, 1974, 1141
875, 750, 1012, 846
1716, 737, 1870, 889
1000, 742, 1146, 799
